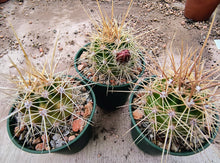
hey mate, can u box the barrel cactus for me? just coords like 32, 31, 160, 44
76, 0, 144, 86
130, 18, 220, 160
5, 29, 95, 152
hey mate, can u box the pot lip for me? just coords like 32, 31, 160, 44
74, 43, 146, 88
128, 77, 219, 156
7, 77, 96, 154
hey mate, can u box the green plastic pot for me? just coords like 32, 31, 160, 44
74, 43, 145, 112
129, 77, 219, 156
7, 78, 96, 154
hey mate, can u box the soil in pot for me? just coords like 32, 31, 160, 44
74, 44, 145, 112
7, 77, 96, 154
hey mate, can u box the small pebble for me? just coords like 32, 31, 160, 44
63, 130, 70, 137
35, 143, 45, 151
55, 139, 65, 148
39, 47, 44, 53
50, 140, 56, 148
133, 109, 144, 120
84, 101, 93, 117
32, 137, 41, 145
41, 134, 50, 143
68, 135, 76, 141
72, 119, 84, 132
52, 133, 61, 140
78, 64, 84, 71
58, 47, 63, 51
162, 44, 166, 49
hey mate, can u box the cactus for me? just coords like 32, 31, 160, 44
4, 28, 95, 152
130, 15, 220, 161
77, 0, 144, 86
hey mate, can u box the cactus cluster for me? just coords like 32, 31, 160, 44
76, 0, 144, 86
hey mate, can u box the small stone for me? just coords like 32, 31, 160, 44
72, 119, 84, 132
14, 125, 25, 137
52, 133, 61, 140
63, 130, 70, 137
171, 143, 179, 152
19, 131, 26, 141
35, 143, 46, 151
45, 146, 50, 151
55, 139, 65, 148
84, 101, 93, 117
32, 137, 41, 145
68, 135, 76, 141
92, 76, 98, 82
81, 86, 87, 92
58, 47, 63, 51
110, 79, 116, 85
181, 21, 185, 25
39, 47, 44, 53
69, 40, 75, 45
162, 44, 166, 49
133, 109, 144, 120
29, 21, 32, 24
41, 134, 50, 143
203, 26, 207, 29
0, 35, 4, 39
50, 140, 56, 148
78, 64, 84, 71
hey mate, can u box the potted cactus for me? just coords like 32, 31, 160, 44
4, 30, 96, 154
74, 0, 145, 111
129, 18, 220, 161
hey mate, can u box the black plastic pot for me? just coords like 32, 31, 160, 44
7, 78, 96, 154
129, 78, 219, 156
74, 44, 145, 112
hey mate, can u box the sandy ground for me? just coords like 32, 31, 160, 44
0, 0, 220, 163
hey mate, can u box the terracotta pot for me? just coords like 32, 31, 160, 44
184, 0, 220, 21
0, 0, 9, 3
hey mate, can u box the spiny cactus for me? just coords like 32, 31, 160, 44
76, 0, 144, 86
11, 75, 93, 151
4, 28, 95, 152
130, 15, 220, 161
